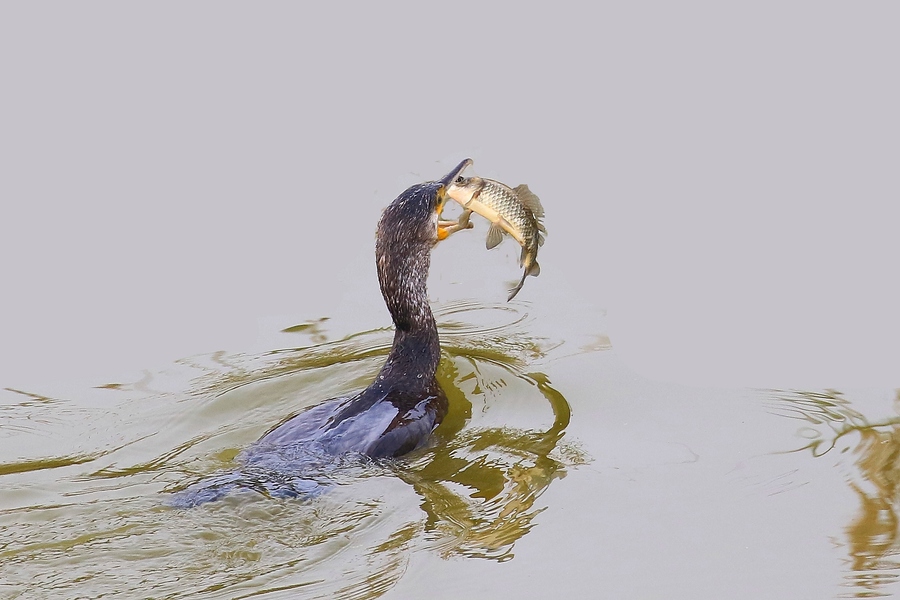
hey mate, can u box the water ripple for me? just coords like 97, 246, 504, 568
0, 300, 585, 598
769, 388, 900, 599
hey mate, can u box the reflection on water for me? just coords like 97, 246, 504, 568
0, 301, 585, 598
402, 364, 579, 562
773, 389, 900, 598
282, 318, 330, 344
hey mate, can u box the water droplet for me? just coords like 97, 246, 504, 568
417, 374, 423, 379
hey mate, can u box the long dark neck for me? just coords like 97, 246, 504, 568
375, 236, 441, 388
376, 325, 440, 391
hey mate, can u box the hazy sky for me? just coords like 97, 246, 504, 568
1, 3, 897, 390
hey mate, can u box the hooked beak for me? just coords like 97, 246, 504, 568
438, 158, 473, 188
435, 158, 473, 241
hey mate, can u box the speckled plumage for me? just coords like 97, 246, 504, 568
170, 163, 470, 507
257, 179, 450, 458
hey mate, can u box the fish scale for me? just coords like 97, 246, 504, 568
446, 175, 546, 301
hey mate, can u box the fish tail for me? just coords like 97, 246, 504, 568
507, 270, 528, 301
519, 245, 541, 274
508, 257, 540, 301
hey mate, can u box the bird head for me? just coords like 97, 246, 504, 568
377, 159, 472, 247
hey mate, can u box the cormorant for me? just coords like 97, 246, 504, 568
171, 159, 472, 506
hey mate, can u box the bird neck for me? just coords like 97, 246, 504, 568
377, 236, 435, 331
375, 240, 441, 385
377, 324, 441, 389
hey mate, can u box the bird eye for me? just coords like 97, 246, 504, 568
454, 176, 464, 184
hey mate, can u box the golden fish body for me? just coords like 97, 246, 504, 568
446, 176, 546, 300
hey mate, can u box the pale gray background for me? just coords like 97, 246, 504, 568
2, 2, 898, 391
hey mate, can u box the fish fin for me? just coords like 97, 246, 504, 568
513, 184, 544, 218
486, 223, 504, 249
507, 271, 528, 301
518, 244, 542, 272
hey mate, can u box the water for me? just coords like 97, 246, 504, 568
3, 287, 900, 598
2, 4, 898, 598
0, 301, 587, 598
1, 204, 898, 598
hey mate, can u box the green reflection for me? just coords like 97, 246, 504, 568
189, 302, 586, 566
394, 354, 583, 562
0, 302, 587, 598
776, 389, 900, 598
0, 454, 99, 476
282, 317, 330, 343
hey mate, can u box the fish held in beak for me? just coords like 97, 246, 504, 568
435, 158, 475, 240
446, 175, 546, 301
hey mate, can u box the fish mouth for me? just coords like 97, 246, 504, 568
438, 158, 473, 188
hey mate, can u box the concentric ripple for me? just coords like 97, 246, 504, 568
0, 301, 586, 599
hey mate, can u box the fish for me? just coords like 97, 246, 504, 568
446, 176, 546, 301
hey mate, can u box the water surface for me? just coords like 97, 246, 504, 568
1, 301, 586, 598
3, 288, 900, 598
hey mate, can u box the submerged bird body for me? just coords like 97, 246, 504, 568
256, 180, 451, 459
446, 176, 546, 300
171, 161, 472, 506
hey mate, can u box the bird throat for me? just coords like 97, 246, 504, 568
375, 237, 441, 386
